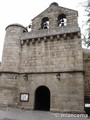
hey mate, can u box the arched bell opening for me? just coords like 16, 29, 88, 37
58, 14, 67, 27
41, 17, 49, 29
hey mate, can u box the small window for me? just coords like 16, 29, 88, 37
58, 14, 67, 27
41, 17, 49, 29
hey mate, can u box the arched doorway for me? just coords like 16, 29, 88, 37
34, 86, 50, 111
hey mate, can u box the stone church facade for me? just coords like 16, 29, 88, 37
0, 2, 90, 113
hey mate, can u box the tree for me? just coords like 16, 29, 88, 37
83, 0, 90, 47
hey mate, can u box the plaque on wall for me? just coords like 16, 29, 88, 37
20, 93, 29, 102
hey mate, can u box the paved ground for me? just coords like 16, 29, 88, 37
0, 109, 90, 120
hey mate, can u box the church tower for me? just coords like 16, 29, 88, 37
0, 2, 84, 113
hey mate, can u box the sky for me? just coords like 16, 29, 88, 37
0, 0, 87, 61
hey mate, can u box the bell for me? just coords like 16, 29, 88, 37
61, 19, 64, 22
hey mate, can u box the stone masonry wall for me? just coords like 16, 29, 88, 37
83, 49, 90, 101
0, 73, 18, 107
20, 35, 83, 73
18, 72, 84, 112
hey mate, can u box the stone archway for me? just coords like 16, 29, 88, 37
34, 86, 50, 111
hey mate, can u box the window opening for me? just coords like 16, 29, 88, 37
41, 17, 49, 29
58, 14, 67, 27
